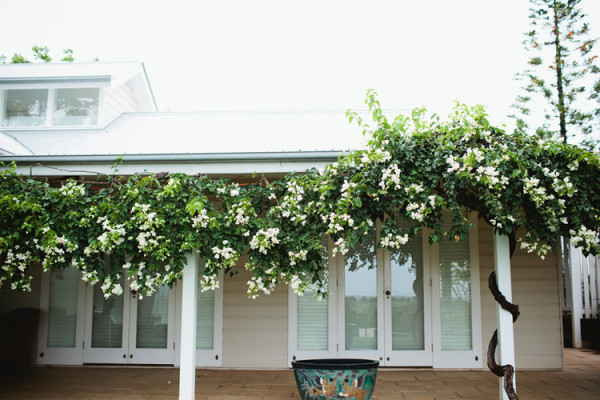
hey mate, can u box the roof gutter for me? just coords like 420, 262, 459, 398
0, 151, 349, 165
0, 76, 111, 85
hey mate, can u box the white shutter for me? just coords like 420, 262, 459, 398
47, 268, 79, 348
439, 219, 472, 351
297, 293, 328, 350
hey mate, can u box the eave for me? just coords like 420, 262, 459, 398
0, 151, 348, 176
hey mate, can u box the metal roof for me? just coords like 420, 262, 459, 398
0, 61, 144, 82
2, 110, 371, 157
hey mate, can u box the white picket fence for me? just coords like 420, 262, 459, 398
562, 241, 600, 348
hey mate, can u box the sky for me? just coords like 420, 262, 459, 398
2, 0, 600, 129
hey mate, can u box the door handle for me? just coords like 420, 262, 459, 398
385, 290, 391, 295
130, 354, 133, 359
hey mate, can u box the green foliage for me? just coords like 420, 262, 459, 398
32, 45, 52, 62
511, 0, 600, 150
61, 49, 74, 62
1, 93, 599, 299
1, 46, 76, 64
10, 53, 30, 63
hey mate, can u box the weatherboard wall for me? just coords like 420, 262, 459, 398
478, 220, 563, 370
101, 82, 139, 126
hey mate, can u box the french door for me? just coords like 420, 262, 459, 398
83, 280, 176, 364
290, 215, 481, 368
37, 267, 86, 365
37, 263, 223, 366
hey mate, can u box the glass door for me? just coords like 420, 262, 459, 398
431, 214, 482, 368
128, 284, 176, 364
84, 281, 176, 365
338, 236, 384, 361
383, 227, 433, 366
37, 267, 86, 365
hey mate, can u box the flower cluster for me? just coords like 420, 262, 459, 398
130, 203, 164, 255
249, 228, 280, 254
85, 216, 126, 255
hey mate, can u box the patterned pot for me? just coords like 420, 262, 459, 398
292, 358, 379, 400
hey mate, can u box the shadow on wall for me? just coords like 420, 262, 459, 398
0, 307, 40, 368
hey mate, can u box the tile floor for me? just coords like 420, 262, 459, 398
0, 348, 598, 400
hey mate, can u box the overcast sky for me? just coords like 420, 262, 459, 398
2, 0, 600, 128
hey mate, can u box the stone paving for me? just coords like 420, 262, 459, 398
0, 348, 598, 399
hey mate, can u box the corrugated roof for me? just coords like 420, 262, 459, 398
0, 61, 143, 81
3, 111, 374, 156
0, 132, 33, 155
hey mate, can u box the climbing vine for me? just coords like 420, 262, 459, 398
1, 91, 599, 302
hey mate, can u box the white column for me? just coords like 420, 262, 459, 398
493, 233, 516, 400
569, 243, 583, 348
179, 251, 199, 400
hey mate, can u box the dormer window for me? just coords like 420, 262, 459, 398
54, 88, 99, 126
1, 88, 100, 127
3, 89, 48, 127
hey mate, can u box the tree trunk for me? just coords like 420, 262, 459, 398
553, 1, 568, 143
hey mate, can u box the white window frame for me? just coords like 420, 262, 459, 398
0, 86, 104, 129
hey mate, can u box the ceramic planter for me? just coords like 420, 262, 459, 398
292, 358, 379, 400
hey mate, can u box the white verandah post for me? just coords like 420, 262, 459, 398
179, 251, 199, 400
569, 242, 583, 348
494, 233, 516, 400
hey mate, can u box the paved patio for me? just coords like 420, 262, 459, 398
0, 348, 598, 400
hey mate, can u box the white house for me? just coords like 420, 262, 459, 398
0, 62, 564, 375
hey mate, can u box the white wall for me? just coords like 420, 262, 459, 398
101, 82, 139, 126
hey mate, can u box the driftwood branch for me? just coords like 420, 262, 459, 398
487, 271, 520, 400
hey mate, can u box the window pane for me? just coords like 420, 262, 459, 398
298, 292, 328, 350
54, 88, 99, 126
136, 284, 169, 349
440, 219, 472, 350
345, 236, 377, 350
3, 89, 48, 126
390, 222, 424, 350
196, 284, 215, 350
91, 278, 124, 348
47, 268, 79, 347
